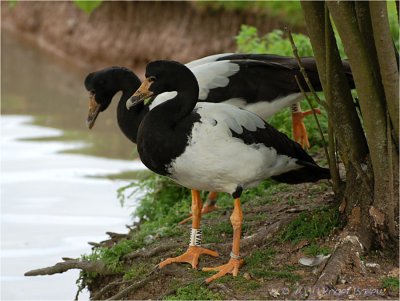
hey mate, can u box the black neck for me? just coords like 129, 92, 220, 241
107, 69, 146, 144
149, 76, 199, 126
117, 94, 148, 143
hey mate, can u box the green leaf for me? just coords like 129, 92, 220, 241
73, 0, 102, 14
8, 0, 18, 8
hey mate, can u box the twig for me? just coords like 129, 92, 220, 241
157, 278, 205, 300
294, 75, 330, 166
24, 259, 116, 276
284, 27, 327, 110
106, 232, 129, 239
287, 27, 341, 190
92, 278, 137, 300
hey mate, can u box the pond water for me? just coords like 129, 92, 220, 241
1, 32, 145, 300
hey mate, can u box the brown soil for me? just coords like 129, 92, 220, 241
1, 1, 303, 76
78, 183, 398, 300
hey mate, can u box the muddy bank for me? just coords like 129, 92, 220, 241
2, 1, 303, 74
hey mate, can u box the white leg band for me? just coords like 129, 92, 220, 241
291, 103, 301, 113
230, 251, 242, 260
189, 228, 202, 246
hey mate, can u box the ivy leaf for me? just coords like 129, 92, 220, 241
73, 0, 102, 14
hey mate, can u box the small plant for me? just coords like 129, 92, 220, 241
73, 0, 103, 14
381, 276, 400, 291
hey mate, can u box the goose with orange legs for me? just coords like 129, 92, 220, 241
125, 60, 331, 282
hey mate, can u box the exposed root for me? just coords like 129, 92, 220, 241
106, 266, 187, 300
24, 258, 116, 277
107, 273, 158, 300
91, 278, 137, 300
106, 231, 129, 240
310, 234, 364, 298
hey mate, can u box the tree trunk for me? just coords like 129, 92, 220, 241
300, 2, 373, 248
301, 1, 399, 285
326, 0, 398, 245
369, 1, 399, 145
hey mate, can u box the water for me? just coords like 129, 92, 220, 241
1, 33, 146, 300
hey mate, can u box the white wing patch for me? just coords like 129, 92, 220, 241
244, 93, 303, 120
185, 53, 234, 68
191, 61, 240, 100
195, 102, 265, 134
149, 91, 178, 110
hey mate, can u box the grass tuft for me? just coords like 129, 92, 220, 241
281, 207, 340, 244
381, 276, 400, 291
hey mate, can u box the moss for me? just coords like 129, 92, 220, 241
123, 263, 151, 280
164, 283, 222, 300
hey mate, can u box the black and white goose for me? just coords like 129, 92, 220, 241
125, 60, 331, 283
84, 54, 352, 220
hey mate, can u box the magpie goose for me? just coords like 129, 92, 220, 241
125, 60, 330, 283
84, 54, 352, 220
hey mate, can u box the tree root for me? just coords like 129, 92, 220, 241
107, 273, 158, 300
91, 278, 138, 300
309, 234, 364, 299
24, 258, 116, 277
106, 266, 186, 300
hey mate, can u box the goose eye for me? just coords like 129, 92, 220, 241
148, 76, 156, 82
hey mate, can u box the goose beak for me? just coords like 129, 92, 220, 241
86, 93, 101, 129
126, 78, 154, 110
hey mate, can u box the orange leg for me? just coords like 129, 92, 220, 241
202, 198, 244, 283
291, 102, 321, 149
159, 190, 218, 269
178, 191, 219, 225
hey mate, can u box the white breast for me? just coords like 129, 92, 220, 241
168, 103, 301, 194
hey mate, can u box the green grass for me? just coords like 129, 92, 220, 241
381, 276, 400, 291
245, 248, 277, 267
164, 283, 222, 300
214, 275, 262, 291
123, 263, 151, 280
203, 221, 233, 243
281, 207, 340, 244
302, 244, 331, 256
243, 247, 301, 283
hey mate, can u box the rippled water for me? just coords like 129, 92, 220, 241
1, 32, 146, 300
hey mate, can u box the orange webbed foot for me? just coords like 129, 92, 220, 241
202, 258, 244, 283
159, 246, 219, 269
292, 108, 321, 149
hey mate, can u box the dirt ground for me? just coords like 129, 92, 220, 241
81, 182, 399, 300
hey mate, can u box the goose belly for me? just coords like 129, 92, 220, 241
167, 122, 301, 194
